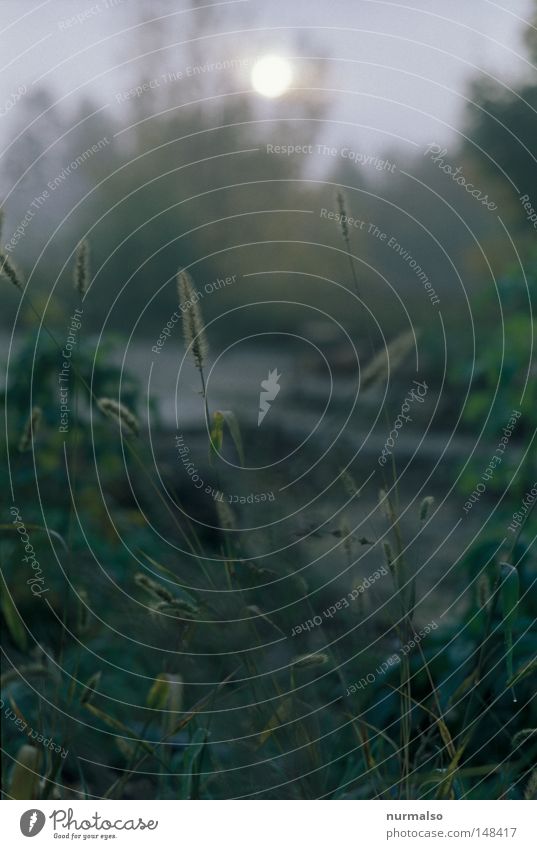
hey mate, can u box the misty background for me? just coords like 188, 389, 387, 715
2, 1, 537, 802
1, 0, 536, 345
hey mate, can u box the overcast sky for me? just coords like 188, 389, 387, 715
0, 0, 535, 155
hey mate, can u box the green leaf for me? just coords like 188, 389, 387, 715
138, 551, 177, 581
508, 655, 537, 688
1, 583, 27, 652
180, 728, 208, 800
258, 698, 293, 747
147, 675, 172, 711
147, 673, 183, 728
0, 524, 68, 552
80, 671, 102, 705
209, 409, 244, 465
209, 411, 224, 464
84, 703, 155, 758
500, 562, 520, 700
9, 745, 42, 799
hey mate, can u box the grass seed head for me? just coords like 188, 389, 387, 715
134, 573, 174, 603
151, 599, 198, 619
477, 574, 490, 609
147, 673, 182, 710
80, 671, 102, 704
512, 728, 537, 747
340, 468, 360, 499
0, 251, 23, 290
215, 495, 235, 530
292, 652, 329, 669
74, 239, 90, 296
362, 330, 418, 390
19, 406, 42, 453
383, 540, 395, 572
378, 488, 393, 521
177, 269, 208, 370
336, 190, 350, 243
97, 397, 139, 437
419, 495, 435, 522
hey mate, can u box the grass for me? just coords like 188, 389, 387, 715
1, 233, 536, 801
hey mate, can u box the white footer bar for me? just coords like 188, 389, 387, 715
2, 799, 534, 847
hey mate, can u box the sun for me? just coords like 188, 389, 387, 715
251, 55, 293, 98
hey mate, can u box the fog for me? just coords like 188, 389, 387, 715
0, 0, 533, 155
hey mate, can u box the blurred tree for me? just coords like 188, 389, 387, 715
462, 0, 537, 253
1, 1, 334, 340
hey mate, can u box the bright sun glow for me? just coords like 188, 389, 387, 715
251, 55, 293, 98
